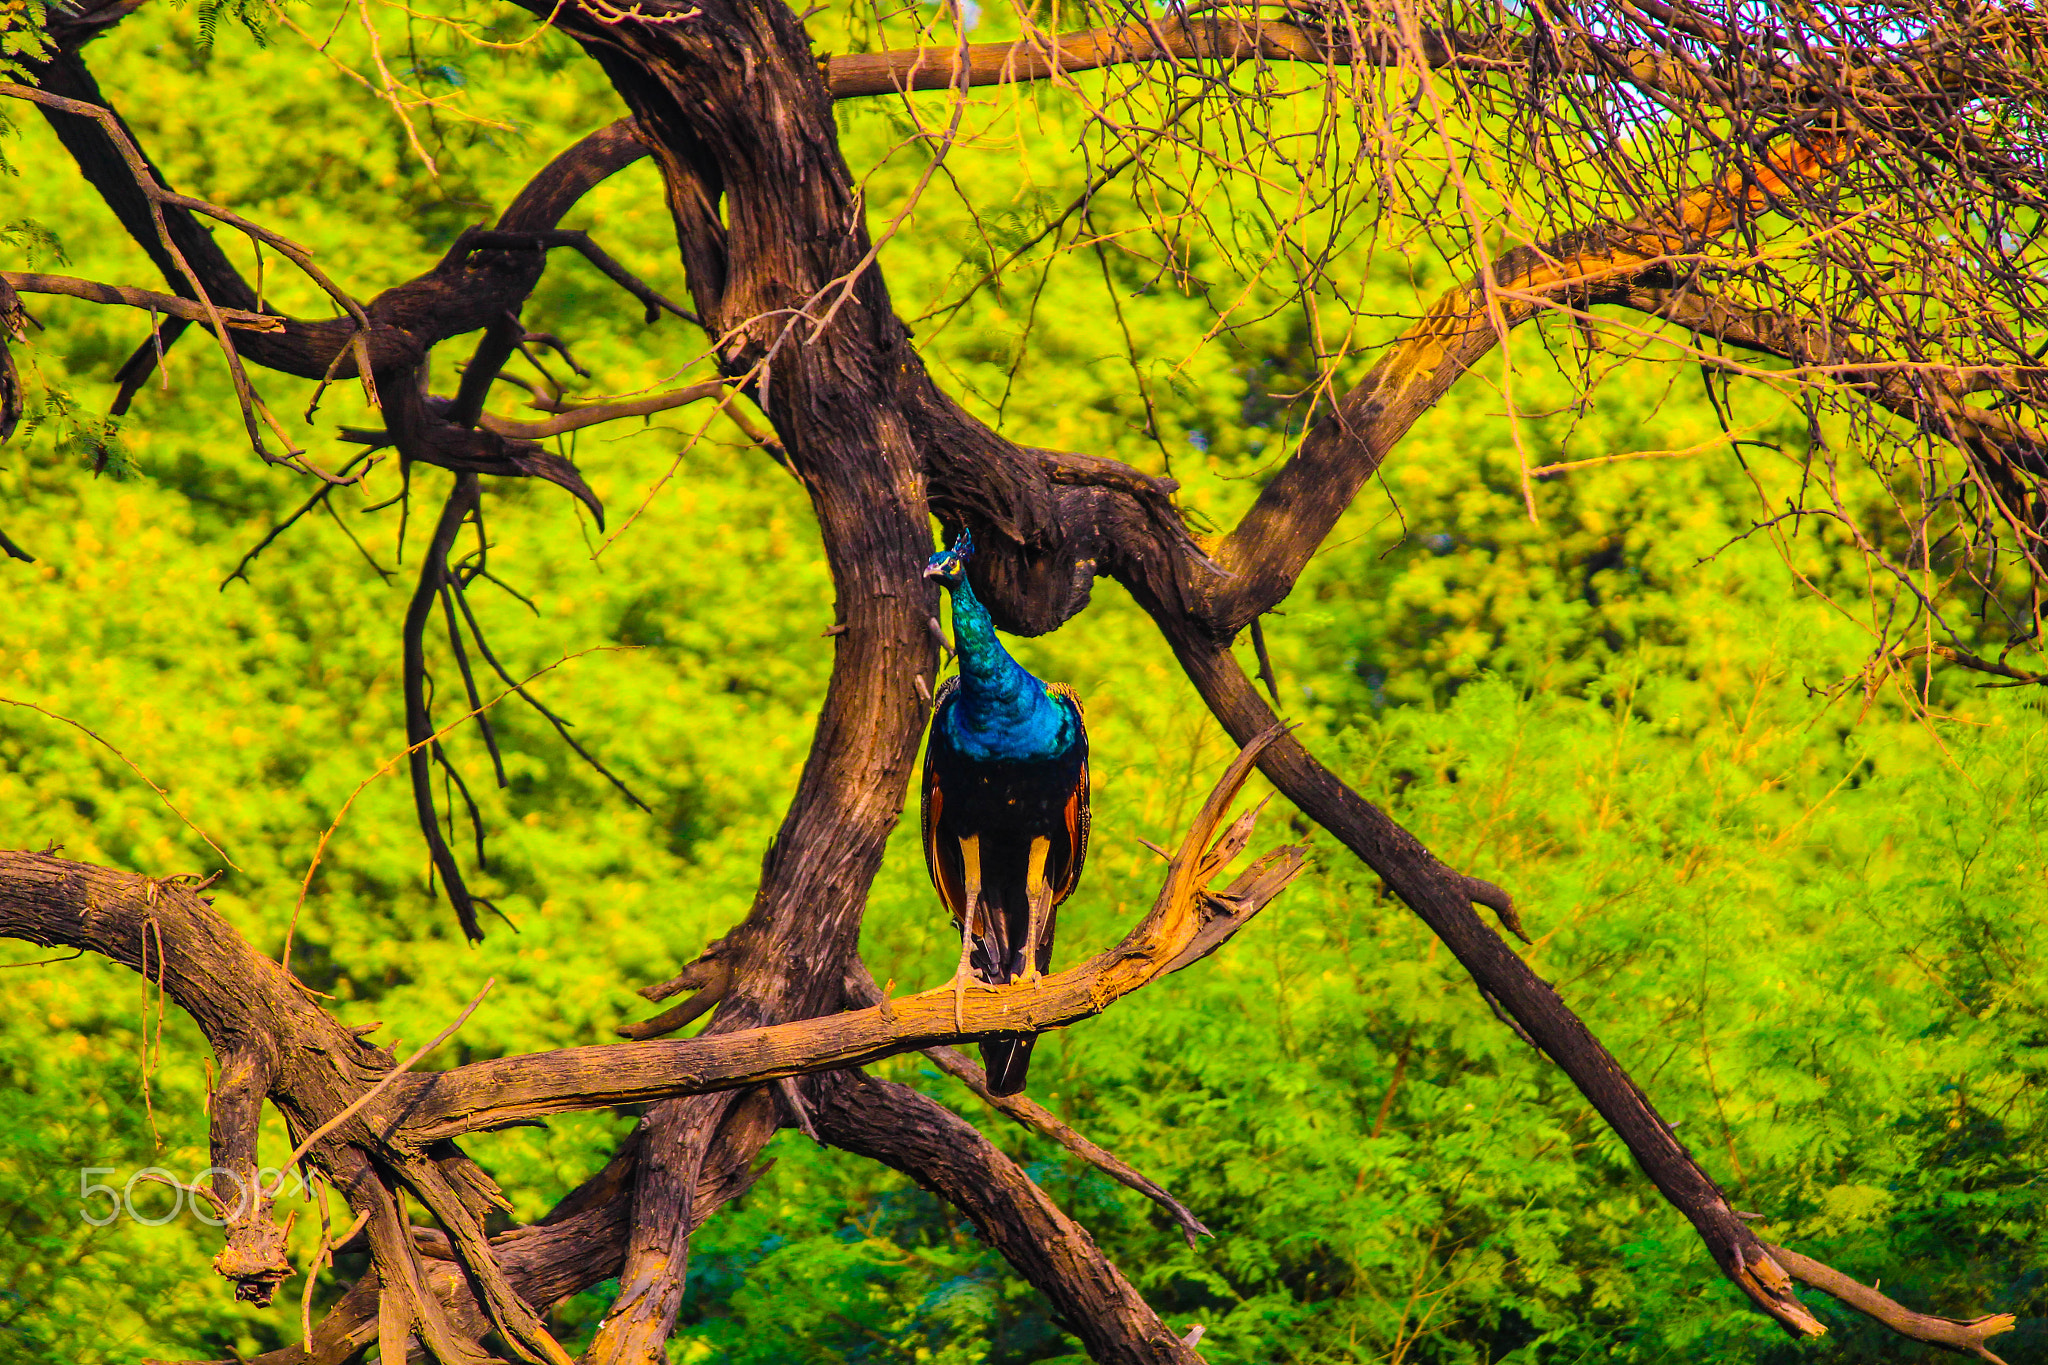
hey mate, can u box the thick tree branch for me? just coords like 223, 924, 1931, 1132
840, 965, 1213, 1247
0, 855, 390, 1303
820, 15, 1700, 99
0, 706, 1298, 1353
809, 1067, 1206, 1365
1195, 135, 1842, 634
395, 732, 1299, 1139
529, 3, 951, 1353
1765, 1244, 2018, 1363
2, 844, 1277, 1361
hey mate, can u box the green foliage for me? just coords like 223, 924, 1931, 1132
0, 0, 51, 80
15, 386, 136, 481
0, 218, 64, 268
182, 0, 274, 54
0, 4, 2043, 1365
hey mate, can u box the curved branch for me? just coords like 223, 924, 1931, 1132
21, 45, 655, 392
1146, 619, 1824, 1336
920, 1042, 1213, 1249
1765, 1244, 2018, 1363
808, 1067, 1205, 1365
1194, 135, 1843, 634
0, 855, 387, 1303
840, 963, 1213, 1247
403, 473, 490, 943
394, 731, 1300, 1139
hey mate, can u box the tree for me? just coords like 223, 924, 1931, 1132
1, 0, 2041, 1360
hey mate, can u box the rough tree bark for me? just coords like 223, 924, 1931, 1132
0, 1, 2031, 1363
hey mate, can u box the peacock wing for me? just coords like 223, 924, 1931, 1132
1045, 685, 1091, 907
924, 679, 1016, 982
921, 678, 967, 928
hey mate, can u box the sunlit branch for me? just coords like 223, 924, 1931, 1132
1201, 136, 1844, 632
476, 379, 730, 440
1766, 1243, 2017, 1363
1, 272, 285, 331
821, 14, 1703, 99
400, 729, 1300, 1139
0, 81, 311, 460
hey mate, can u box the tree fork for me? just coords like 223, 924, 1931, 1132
6, 1, 2038, 1359
1157, 626, 1824, 1335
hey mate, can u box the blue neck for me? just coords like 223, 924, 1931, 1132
943, 579, 1071, 760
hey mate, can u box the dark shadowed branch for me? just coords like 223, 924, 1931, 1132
6, 1, 2043, 1361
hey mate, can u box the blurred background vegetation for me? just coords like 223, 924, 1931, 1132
1, 3, 2043, 1362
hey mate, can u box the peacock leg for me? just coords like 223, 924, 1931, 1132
952, 835, 981, 1033
1020, 836, 1052, 987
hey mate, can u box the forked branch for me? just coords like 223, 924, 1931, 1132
401, 726, 1303, 1139
0, 725, 1299, 1358
841, 963, 1213, 1247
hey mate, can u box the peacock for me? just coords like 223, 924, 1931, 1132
920, 529, 1090, 1096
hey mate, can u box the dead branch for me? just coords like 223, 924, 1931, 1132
616, 956, 732, 1040
635, 942, 730, 1003
477, 380, 729, 441
0, 821, 1282, 1361
1766, 1244, 2018, 1363
1193, 135, 1844, 635
820, 13, 1692, 99
2, 272, 284, 331
389, 728, 1300, 1138
808, 1066, 1206, 1365
1152, 617, 1825, 1337
923, 1044, 1213, 1248
841, 962, 1212, 1246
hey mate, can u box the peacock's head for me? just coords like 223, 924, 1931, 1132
922, 528, 976, 587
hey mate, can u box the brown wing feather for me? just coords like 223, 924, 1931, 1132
921, 678, 968, 930
923, 679, 1011, 980
1052, 764, 1090, 905
1046, 685, 1091, 907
